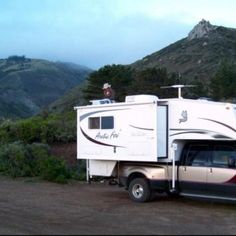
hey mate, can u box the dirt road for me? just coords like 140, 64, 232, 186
0, 176, 235, 235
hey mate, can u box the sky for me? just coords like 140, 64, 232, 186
1, 0, 236, 69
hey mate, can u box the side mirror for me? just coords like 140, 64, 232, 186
228, 156, 236, 168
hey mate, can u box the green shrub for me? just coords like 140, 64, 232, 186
0, 112, 77, 145
0, 120, 15, 144
0, 142, 73, 183
17, 119, 42, 143
37, 155, 70, 183
0, 142, 33, 177
69, 161, 86, 181
27, 142, 51, 175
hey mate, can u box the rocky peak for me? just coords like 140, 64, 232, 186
188, 19, 216, 40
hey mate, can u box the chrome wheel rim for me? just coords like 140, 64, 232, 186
132, 184, 144, 199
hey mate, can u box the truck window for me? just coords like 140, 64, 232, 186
212, 145, 236, 168
185, 145, 209, 166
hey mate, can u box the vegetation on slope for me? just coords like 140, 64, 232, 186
0, 56, 92, 119
131, 26, 236, 86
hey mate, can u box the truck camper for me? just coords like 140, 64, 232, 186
74, 85, 236, 202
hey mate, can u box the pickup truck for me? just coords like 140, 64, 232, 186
119, 141, 236, 202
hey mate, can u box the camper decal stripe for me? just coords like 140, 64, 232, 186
129, 125, 154, 131
80, 128, 125, 148
80, 108, 129, 121
170, 130, 206, 136
199, 118, 236, 133
170, 129, 231, 139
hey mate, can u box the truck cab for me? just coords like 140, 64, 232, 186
122, 141, 236, 202
178, 141, 236, 201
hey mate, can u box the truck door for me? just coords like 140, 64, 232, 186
207, 143, 236, 199
178, 143, 209, 195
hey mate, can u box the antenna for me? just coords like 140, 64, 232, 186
161, 84, 196, 99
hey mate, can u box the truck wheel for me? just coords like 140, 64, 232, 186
128, 178, 151, 202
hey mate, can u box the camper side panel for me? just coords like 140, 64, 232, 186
169, 100, 236, 141
77, 103, 158, 162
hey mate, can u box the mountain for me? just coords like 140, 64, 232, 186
0, 56, 92, 119
46, 82, 87, 114
44, 20, 236, 116
131, 19, 236, 84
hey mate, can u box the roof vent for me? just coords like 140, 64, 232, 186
125, 95, 158, 103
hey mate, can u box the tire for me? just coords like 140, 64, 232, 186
128, 178, 151, 203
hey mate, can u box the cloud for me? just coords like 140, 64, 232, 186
106, 0, 236, 27
1, 0, 236, 69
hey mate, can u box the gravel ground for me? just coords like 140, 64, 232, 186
0, 176, 235, 235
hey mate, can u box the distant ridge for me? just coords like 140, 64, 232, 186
0, 56, 92, 119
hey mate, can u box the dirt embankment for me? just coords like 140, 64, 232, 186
50, 142, 77, 166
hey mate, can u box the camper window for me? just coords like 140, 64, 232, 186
88, 116, 114, 130
89, 117, 100, 129
102, 116, 114, 129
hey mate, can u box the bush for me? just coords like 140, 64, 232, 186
0, 113, 77, 145
0, 142, 73, 183
27, 142, 51, 176
69, 160, 86, 181
0, 142, 33, 177
38, 156, 70, 183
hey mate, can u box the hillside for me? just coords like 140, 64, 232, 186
44, 20, 236, 116
0, 56, 92, 119
46, 82, 87, 114
131, 20, 236, 84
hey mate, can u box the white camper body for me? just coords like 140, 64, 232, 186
75, 95, 236, 178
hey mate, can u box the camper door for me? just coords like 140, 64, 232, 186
127, 103, 158, 162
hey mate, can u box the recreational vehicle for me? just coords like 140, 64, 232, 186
74, 86, 236, 202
